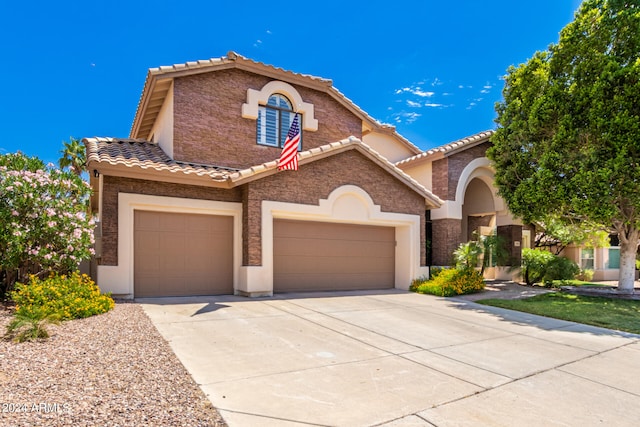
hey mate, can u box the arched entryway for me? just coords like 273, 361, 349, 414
462, 177, 496, 242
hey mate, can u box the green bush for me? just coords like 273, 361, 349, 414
411, 268, 485, 297
521, 248, 555, 286
543, 256, 580, 285
11, 272, 114, 321
521, 248, 579, 286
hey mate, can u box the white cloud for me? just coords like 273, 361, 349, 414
424, 103, 444, 108
394, 85, 434, 97
407, 100, 422, 108
392, 111, 421, 124
413, 89, 435, 98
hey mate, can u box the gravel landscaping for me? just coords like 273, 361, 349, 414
0, 301, 226, 426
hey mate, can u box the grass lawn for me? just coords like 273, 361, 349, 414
477, 292, 640, 334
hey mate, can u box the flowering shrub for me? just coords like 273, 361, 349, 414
11, 273, 114, 320
0, 152, 94, 296
410, 268, 485, 297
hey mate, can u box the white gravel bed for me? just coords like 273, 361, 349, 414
0, 301, 226, 426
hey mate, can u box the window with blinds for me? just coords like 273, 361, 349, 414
257, 94, 302, 149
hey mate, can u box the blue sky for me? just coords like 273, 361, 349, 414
0, 0, 583, 165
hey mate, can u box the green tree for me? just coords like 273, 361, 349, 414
532, 214, 610, 255
488, 0, 640, 292
58, 137, 86, 177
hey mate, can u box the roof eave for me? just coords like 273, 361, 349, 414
87, 160, 234, 189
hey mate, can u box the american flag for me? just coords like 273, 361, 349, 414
278, 114, 301, 171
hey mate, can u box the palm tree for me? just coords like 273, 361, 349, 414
58, 137, 86, 176
453, 241, 482, 270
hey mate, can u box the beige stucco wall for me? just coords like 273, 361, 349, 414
400, 161, 433, 191
150, 82, 174, 158
363, 132, 416, 163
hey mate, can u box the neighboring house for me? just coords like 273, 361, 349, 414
85, 52, 443, 298
563, 236, 625, 281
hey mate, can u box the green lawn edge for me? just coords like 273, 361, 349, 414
476, 292, 640, 335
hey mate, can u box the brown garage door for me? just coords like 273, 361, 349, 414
274, 219, 395, 292
134, 211, 233, 297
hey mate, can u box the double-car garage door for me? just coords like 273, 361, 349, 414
134, 211, 233, 297
274, 219, 395, 292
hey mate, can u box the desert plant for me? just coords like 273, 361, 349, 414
453, 241, 482, 270
5, 308, 60, 342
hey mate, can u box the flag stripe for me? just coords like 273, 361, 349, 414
278, 114, 301, 171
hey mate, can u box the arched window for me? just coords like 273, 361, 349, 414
257, 94, 302, 149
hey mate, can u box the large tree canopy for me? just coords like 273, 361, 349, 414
488, 0, 640, 291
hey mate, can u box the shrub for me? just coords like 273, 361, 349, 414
0, 152, 95, 296
521, 248, 556, 286
11, 272, 114, 321
5, 308, 60, 342
543, 256, 580, 285
430, 267, 446, 279
576, 268, 594, 282
411, 268, 485, 297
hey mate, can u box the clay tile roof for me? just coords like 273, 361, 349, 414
395, 129, 495, 167
84, 136, 442, 208
84, 137, 236, 181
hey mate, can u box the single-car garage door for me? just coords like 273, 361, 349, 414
274, 219, 395, 292
134, 210, 233, 297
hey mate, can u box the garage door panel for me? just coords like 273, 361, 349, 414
275, 221, 393, 241
274, 219, 395, 292
276, 238, 394, 258
134, 211, 233, 297
275, 273, 394, 292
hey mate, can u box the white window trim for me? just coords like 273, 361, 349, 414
242, 80, 318, 131
580, 247, 595, 270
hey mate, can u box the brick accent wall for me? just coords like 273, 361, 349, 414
431, 218, 462, 266
173, 69, 362, 169
431, 141, 492, 201
100, 176, 242, 265
242, 149, 427, 266
431, 158, 449, 200
497, 224, 523, 266
444, 142, 491, 200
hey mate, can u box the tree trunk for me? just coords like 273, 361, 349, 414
617, 227, 639, 293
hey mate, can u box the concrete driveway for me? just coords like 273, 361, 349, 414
140, 290, 640, 426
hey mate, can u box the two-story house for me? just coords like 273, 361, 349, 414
85, 52, 529, 298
